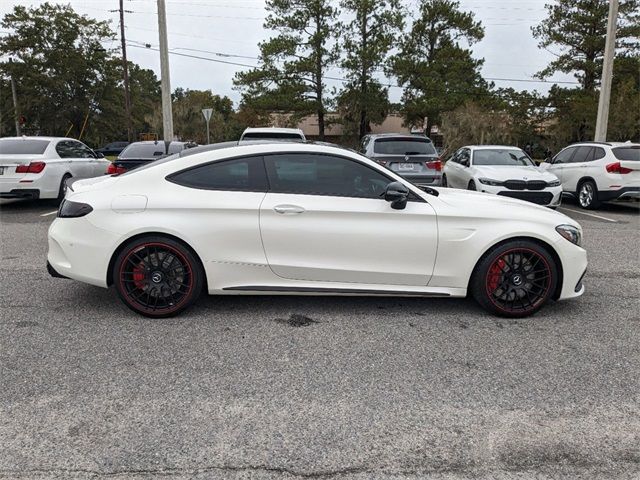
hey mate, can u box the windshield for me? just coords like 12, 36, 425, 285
119, 143, 171, 159
612, 146, 640, 161
241, 131, 304, 141
373, 138, 436, 155
0, 139, 50, 155
472, 149, 534, 166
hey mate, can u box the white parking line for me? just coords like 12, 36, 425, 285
40, 211, 58, 217
558, 207, 618, 223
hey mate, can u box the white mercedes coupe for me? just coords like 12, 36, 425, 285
47, 142, 587, 318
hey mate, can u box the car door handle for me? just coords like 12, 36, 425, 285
274, 205, 305, 214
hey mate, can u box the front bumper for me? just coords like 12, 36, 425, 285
479, 184, 563, 207
553, 238, 588, 301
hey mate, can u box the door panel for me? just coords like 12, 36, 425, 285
563, 146, 592, 192
260, 193, 438, 286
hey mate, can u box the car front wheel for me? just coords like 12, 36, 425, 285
578, 180, 601, 209
470, 240, 558, 317
113, 236, 204, 318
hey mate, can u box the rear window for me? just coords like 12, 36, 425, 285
119, 143, 171, 159
612, 147, 640, 161
0, 139, 50, 155
373, 138, 436, 155
241, 131, 304, 141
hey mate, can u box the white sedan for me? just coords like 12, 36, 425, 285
0, 136, 110, 200
442, 145, 562, 208
47, 142, 587, 319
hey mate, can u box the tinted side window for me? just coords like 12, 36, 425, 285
70, 141, 95, 158
264, 153, 391, 199
592, 147, 606, 160
571, 146, 593, 163
56, 141, 75, 159
168, 156, 267, 192
553, 148, 575, 164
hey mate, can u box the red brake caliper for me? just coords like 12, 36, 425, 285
487, 258, 506, 292
132, 264, 146, 290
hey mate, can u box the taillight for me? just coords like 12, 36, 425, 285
107, 163, 126, 175
606, 162, 632, 174
15, 161, 46, 174
425, 160, 442, 171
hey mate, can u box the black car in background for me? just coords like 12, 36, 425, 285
107, 140, 197, 174
94, 141, 129, 157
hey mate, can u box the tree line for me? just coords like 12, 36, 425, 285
0, 0, 638, 154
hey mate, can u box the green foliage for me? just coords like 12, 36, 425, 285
0, 2, 160, 147
532, 0, 640, 90
156, 88, 237, 144
233, 0, 340, 139
337, 0, 404, 138
391, 0, 489, 134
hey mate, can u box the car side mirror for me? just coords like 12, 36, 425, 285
95, 152, 105, 159
461, 159, 469, 167
384, 181, 409, 210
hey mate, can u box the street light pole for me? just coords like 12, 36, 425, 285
594, 0, 618, 142
10, 75, 20, 136
119, 0, 133, 143
157, 0, 174, 142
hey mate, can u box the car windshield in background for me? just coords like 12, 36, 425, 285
0, 139, 50, 155
473, 149, 534, 166
612, 146, 640, 161
242, 132, 303, 140
373, 138, 436, 155
119, 143, 169, 159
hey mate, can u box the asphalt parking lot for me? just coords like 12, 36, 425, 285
0, 198, 639, 480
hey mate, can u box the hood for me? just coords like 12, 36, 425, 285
433, 187, 578, 227
472, 165, 558, 182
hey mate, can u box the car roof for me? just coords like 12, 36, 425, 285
367, 133, 432, 140
241, 127, 304, 135
466, 145, 523, 150
0, 136, 80, 142
127, 140, 192, 146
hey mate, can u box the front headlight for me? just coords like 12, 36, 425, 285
479, 178, 504, 186
556, 224, 582, 246
547, 179, 561, 187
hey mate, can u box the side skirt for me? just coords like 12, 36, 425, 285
222, 285, 450, 297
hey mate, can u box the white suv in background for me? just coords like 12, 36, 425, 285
540, 142, 640, 209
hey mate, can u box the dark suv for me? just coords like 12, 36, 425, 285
360, 134, 442, 187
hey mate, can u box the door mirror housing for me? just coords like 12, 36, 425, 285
94, 151, 105, 159
460, 159, 469, 167
384, 181, 409, 210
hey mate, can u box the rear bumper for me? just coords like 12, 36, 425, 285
397, 174, 442, 186
598, 186, 640, 201
0, 189, 40, 199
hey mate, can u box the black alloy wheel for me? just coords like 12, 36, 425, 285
471, 240, 558, 317
113, 236, 203, 318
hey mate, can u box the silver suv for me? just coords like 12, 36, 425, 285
360, 134, 442, 187
540, 141, 639, 209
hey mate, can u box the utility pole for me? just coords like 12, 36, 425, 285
157, 0, 173, 142
594, 0, 618, 142
119, 0, 133, 142
10, 75, 20, 136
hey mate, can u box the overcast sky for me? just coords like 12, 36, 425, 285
1, 0, 579, 106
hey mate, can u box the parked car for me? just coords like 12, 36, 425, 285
239, 127, 306, 143
94, 141, 129, 157
108, 140, 197, 174
539, 141, 640, 209
442, 145, 562, 208
0, 136, 109, 200
48, 142, 586, 319
360, 133, 442, 187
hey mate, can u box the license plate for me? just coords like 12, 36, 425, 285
0, 167, 5, 175
398, 163, 415, 171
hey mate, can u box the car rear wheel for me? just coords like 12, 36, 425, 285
468, 180, 477, 191
57, 174, 72, 202
113, 236, 204, 318
470, 240, 558, 318
577, 180, 600, 209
